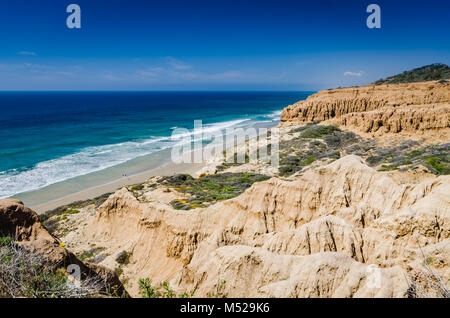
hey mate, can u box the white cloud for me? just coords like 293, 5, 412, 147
103, 72, 121, 81
23, 63, 49, 69
136, 63, 244, 82
165, 56, 192, 70
207, 70, 243, 80
18, 51, 37, 56
137, 67, 165, 78
57, 71, 75, 76
167, 70, 244, 82
344, 70, 364, 77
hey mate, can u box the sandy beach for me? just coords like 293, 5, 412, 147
20, 160, 204, 214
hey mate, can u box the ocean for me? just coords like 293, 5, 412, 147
0, 91, 312, 199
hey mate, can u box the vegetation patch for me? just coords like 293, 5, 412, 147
367, 143, 449, 175
280, 123, 449, 176
0, 236, 12, 246
425, 156, 450, 175
217, 152, 250, 171
207, 279, 227, 298
379, 164, 400, 171
279, 124, 365, 176
0, 239, 103, 298
77, 247, 107, 263
300, 125, 341, 139
40, 192, 112, 225
139, 278, 195, 298
115, 267, 124, 277
116, 250, 131, 265
129, 182, 158, 196
159, 172, 269, 210
130, 183, 145, 192
373, 63, 450, 84
302, 156, 316, 166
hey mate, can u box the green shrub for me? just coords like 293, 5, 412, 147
64, 210, 80, 215
161, 173, 269, 210
39, 192, 112, 225
301, 156, 316, 166
208, 280, 227, 298
425, 157, 450, 175
300, 125, 341, 139
138, 278, 195, 298
379, 164, 399, 171
138, 278, 160, 298
77, 247, 106, 262
116, 250, 131, 265
115, 267, 124, 277
373, 63, 450, 84
130, 184, 145, 191
0, 236, 12, 246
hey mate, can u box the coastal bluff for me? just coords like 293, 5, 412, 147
54, 155, 449, 297
281, 81, 450, 134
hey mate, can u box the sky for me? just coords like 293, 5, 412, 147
0, 0, 449, 90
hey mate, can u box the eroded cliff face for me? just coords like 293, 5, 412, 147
63, 156, 449, 297
281, 81, 450, 134
0, 199, 126, 296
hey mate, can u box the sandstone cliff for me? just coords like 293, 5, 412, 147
281, 81, 450, 134
61, 156, 449, 297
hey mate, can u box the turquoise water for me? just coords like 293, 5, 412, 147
0, 91, 312, 198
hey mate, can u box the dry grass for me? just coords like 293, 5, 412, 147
406, 246, 449, 298
0, 240, 105, 298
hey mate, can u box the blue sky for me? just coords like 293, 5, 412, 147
0, 0, 449, 90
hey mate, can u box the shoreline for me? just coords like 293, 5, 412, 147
12, 118, 280, 214
25, 160, 205, 214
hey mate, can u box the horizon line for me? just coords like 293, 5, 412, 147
0, 89, 318, 93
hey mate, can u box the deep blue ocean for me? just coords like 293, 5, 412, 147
0, 91, 312, 198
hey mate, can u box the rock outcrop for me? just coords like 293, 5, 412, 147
65, 156, 449, 297
178, 247, 408, 298
281, 81, 450, 134
0, 198, 126, 296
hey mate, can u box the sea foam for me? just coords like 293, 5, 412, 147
0, 117, 257, 198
